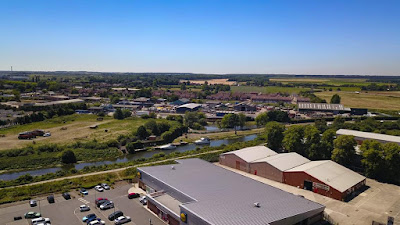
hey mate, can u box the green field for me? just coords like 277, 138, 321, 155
315, 91, 400, 111
231, 86, 309, 94
0, 114, 149, 150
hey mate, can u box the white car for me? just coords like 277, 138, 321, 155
80, 204, 90, 212
139, 196, 147, 205
115, 216, 131, 225
95, 185, 104, 192
43, 132, 51, 137
89, 219, 105, 225
101, 183, 110, 190
99, 201, 114, 210
31, 217, 50, 225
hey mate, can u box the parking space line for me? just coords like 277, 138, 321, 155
78, 198, 90, 205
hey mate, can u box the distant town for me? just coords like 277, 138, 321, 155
1, 71, 400, 225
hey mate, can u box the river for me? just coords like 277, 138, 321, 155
0, 134, 258, 181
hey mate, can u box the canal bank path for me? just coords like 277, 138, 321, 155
0, 145, 259, 190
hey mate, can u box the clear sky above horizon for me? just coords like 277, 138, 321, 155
1, 0, 399, 75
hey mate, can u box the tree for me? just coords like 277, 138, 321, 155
321, 129, 336, 159
264, 122, 285, 150
330, 94, 341, 104
61, 150, 77, 164
304, 126, 322, 160
360, 140, 385, 179
282, 125, 305, 156
255, 112, 269, 127
267, 111, 289, 123
220, 113, 246, 134
332, 116, 345, 129
113, 108, 124, 120
332, 135, 356, 167
383, 143, 400, 183
314, 119, 328, 133
136, 125, 150, 140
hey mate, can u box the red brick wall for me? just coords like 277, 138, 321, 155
283, 171, 344, 200
219, 154, 249, 172
168, 215, 180, 225
147, 200, 159, 215
249, 162, 283, 182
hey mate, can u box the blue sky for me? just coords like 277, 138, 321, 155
1, 0, 399, 75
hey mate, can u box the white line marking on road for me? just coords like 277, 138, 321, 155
78, 198, 90, 204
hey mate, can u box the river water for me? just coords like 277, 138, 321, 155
0, 134, 257, 181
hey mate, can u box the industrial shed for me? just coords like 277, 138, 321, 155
219, 146, 277, 172
284, 160, 366, 201
176, 103, 202, 113
138, 158, 325, 225
249, 153, 310, 182
297, 103, 347, 114
336, 129, 400, 145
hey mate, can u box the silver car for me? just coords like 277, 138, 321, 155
101, 183, 110, 190
100, 201, 114, 210
115, 216, 131, 225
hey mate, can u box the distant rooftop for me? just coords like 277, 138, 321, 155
252, 152, 310, 171
298, 103, 345, 111
222, 145, 277, 162
177, 103, 202, 109
336, 129, 400, 144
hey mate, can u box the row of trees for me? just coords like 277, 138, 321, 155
255, 111, 290, 126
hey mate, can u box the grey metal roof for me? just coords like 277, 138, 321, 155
298, 103, 344, 111
252, 152, 310, 171
221, 146, 277, 163
286, 160, 366, 192
177, 103, 202, 109
138, 158, 324, 225
336, 129, 400, 144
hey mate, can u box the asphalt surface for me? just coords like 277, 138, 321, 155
0, 183, 165, 225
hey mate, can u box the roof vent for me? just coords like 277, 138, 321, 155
171, 166, 175, 170
254, 202, 260, 208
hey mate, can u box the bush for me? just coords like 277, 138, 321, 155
60, 150, 77, 164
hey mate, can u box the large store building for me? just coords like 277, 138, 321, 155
138, 158, 325, 225
336, 129, 400, 145
219, 146, 366, 201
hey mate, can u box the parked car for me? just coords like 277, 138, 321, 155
139, 196, 147, 205
80, 205, 91, 212
47, 195, 54, 204
14, 216, 22, 221
29, 200, 37, 207
108, 210, 123, 221
114, 216, 131, 225
62, 192, 71, 200
82, 213, 96, 222
99, 201, 114, 210
89, 218, 105, 225
128, 193, 140, 199
95, 185, 104, 192
24, 212, 41, 219
101, 183, 110, 190
43, 132, 51, 137
80, 188, 89, 195
96, 199, 109, 207
31, 217, 51, 225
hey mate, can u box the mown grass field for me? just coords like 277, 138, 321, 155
315, 91, 400, 111
231, 85, 309, 94
0, 114, 147, 150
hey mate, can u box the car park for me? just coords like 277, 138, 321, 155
99, 201, 114, 210
128, 193, 140, 199
80, 205, 91, 212
80, 188, 89, 195
47, 195, 55, 204
82, 213, 96, 222
29, 200, 37, 207
95, 185, 104, 192
114, 216, 131, 225
101, 183, 110, 190
31, 217, 51, 225
24, 212, 41, 219
108, 210, 123, 221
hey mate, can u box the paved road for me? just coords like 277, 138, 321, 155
0, 183, 165, 225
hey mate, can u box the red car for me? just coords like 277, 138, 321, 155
128, 193, 140, 199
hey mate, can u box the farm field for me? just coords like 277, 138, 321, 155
180, 78, 236, 85
231, 85, 309, 94
315, 91, 400, 111
0, 114, 147, 150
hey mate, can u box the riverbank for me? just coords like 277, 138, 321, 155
174, 127, 264, 143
